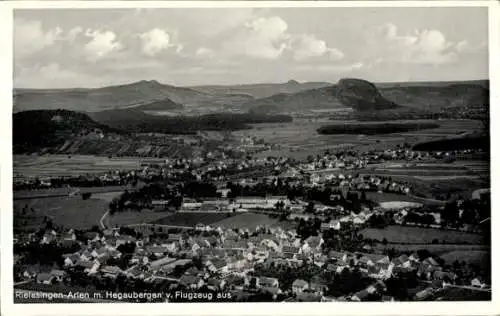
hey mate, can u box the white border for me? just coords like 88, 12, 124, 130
1, 1, 499, 316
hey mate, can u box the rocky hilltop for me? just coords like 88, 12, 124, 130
335, 78, 401, 111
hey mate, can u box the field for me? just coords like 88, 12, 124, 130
431, 287, 491, 301
150, 212, 233, 227
439, 250, 490, 268
365, 192, 420, 203
14, 196, 109, 230
212, 212, 293, 230
14, 154, 165, 179
106, 209, 171, 227
411, 177, 489, 199
317, 122, 440, 135
360, 225, 483, 245
373, 243, 489, 255
235, 119, 483, 160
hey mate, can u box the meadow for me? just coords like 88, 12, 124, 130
150, 212, 233, 227
373, 243, 489, 255
14, 196, 109, 230
439, 250, 490, 268
365, 192, 420, 203
360, 225, 483, 245
14, 155, 164, 179
212, 212, 293, 230
236, 119, 482, 160
106, 209, 171, 227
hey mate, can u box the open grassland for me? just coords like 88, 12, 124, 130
411, 177, 489, 199
431, 288, 491, 301
240, 119, 482, 160
373, 243, 489, 255
14, 196, 109, 230
106, 209, 172, 227
365, 192, 420, 203
212, 212, 290, 230
14, 155, 164, 179
317, 122, 440, 135
439, 250, 490, 268
150, 212, 233, 227
361, 225, 483, 245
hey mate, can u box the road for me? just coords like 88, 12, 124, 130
99, 210, 110, 229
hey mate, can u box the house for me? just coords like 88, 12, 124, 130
22, 266, 38, 279
382, 295, 395, 302
303, 236, 323, 252
471, 277, 488, 289
76, 260, 100, 274
292, 279, 309, 295
147, 246, 170, 257
207, 259, 229, 275
329, 251, 348, 264
398, 254, 411, 268
101, 265, 123, 279
63, 253, 81, 267
414, 287, 434, 300
309, 277, 328, 295
321, 220, 341, 231
225, 274, 245, 290
179, 275, 204, 289
433, 271, 456, 282
417, 264, 440, 279
259, 277, 279, 289
351, 290, 371, 302
409, 253, 420, 262
206, 278, 226, 291
260, 238, 281, 252
149, 257, 177, 270
49, 269, 67, 282
423, 257, 439, 266
282, 246, 300, 255
374, 262, 394, 280
36, 273, 54, 285
91, 247, 109, 259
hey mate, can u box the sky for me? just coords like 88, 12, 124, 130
13, 6, 489, 88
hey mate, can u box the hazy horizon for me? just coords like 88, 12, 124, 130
13, 77, 490, 91
14, 7, 489, 89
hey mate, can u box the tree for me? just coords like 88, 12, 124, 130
305, 202, 315, 214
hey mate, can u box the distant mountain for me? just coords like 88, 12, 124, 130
244, 78, 489, 118
190, 80, 332, 99
378, 81, 489, 112
13, 80, 225, 113
13, 109, 119, 154
245, 86, 345, 114
88, 108, 292, 134
133, 98, 183, 111
336, 78, 401, 111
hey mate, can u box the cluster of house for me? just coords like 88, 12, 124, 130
15, 218, 488, 302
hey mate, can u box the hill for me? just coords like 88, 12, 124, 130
335, 78, 401, 111
246, 86, 344, 114
317, 122, 440, 135
13, 109, 120, 154
13, 80, 251, 113
378, 81, 489, 113
245, 78, 489, 120
190, 80, 332, 99
412, 133, 490, 152
88, 108, 292, 134
133, 98, 183, 111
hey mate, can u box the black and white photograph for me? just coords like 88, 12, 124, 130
3, 1, 499, 314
